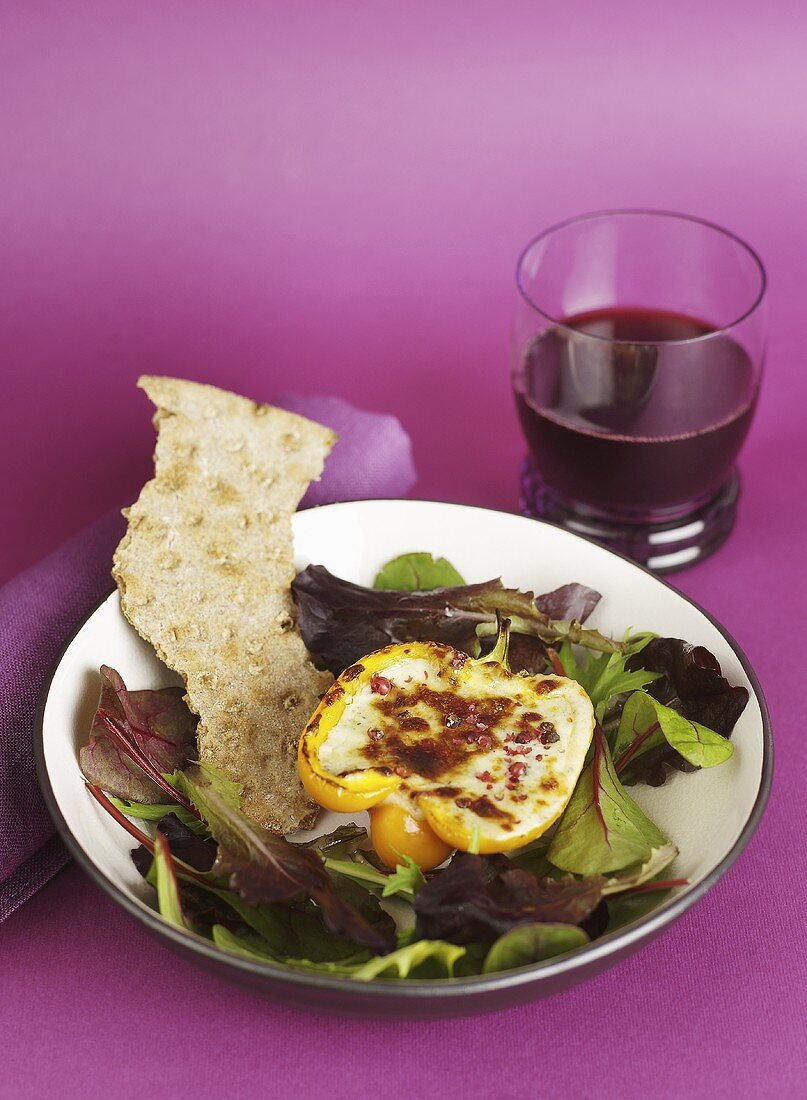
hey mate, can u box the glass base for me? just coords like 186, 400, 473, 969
519, 459, 740, 573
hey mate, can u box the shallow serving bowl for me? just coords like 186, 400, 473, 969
35, 500, 771, 1018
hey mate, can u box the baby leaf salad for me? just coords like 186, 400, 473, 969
80, 553, 747, 980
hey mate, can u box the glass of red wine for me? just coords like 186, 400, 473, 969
513, 210, 766, 572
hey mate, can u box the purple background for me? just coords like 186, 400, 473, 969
2, 2, 804, 1097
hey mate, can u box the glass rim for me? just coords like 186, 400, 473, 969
515, 208, 768, 346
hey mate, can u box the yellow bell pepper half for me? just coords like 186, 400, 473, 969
298, 623, 594, 871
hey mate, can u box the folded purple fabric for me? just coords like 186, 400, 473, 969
0, 394, 416, 922
274, 393, 416, 508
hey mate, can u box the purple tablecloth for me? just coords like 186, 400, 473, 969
2, 3, 803, 1096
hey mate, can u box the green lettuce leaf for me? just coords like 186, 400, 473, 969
210, 925, 464, 981
613, 690, 734, 777
110, 796, 210, 835
374, 552, 466, 591
207, 894, 299, 947
350, 940, 466, 980
323, 857, 389, 890
483, 923, 589, 973
178, 882, 304, 950
211, 924, 364, 970
204, 894, 382, 963
321, 853, 423, 905
559, 635, 660, 722
170, 761, 242, 826
153, 832, 192, 931
381, 856, 426, 899
600, 844, 680, 895
211, 924, 279, 962
547, 727, 668, 874
606, 887, 678, 933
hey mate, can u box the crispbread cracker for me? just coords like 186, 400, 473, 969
113, 376, 336, 832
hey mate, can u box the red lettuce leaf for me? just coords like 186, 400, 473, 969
624, 638, 749, 785
79, 666, 197, 802
414, 852, 603, 944
507, 634, 548, 675
156, 813, 217, 872
483, 583, 602, 673
534, 583, 601, 623
131, 844, 154, 880
292, 565, 610, 676
579, 900, 610, 940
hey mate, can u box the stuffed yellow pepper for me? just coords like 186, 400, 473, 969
298, 621, 594, 870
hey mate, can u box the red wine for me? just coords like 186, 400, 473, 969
514, 307, 758, 516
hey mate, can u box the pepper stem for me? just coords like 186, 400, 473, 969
476, 611, 511, 671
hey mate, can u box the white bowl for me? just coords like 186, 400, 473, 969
35, 501, 771, 1017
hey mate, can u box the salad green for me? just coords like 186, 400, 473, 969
80, 550, 746, 980
373, 551, 466, 592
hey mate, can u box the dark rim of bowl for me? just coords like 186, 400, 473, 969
33, 500, 773, 1003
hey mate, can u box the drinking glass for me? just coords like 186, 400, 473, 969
512, 210, 767, 572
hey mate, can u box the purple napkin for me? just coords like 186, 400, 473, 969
0, 394, 416, 922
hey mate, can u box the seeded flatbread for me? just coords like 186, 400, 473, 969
113, 376, 336, 832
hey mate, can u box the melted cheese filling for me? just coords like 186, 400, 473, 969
317, 647, 594, 846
